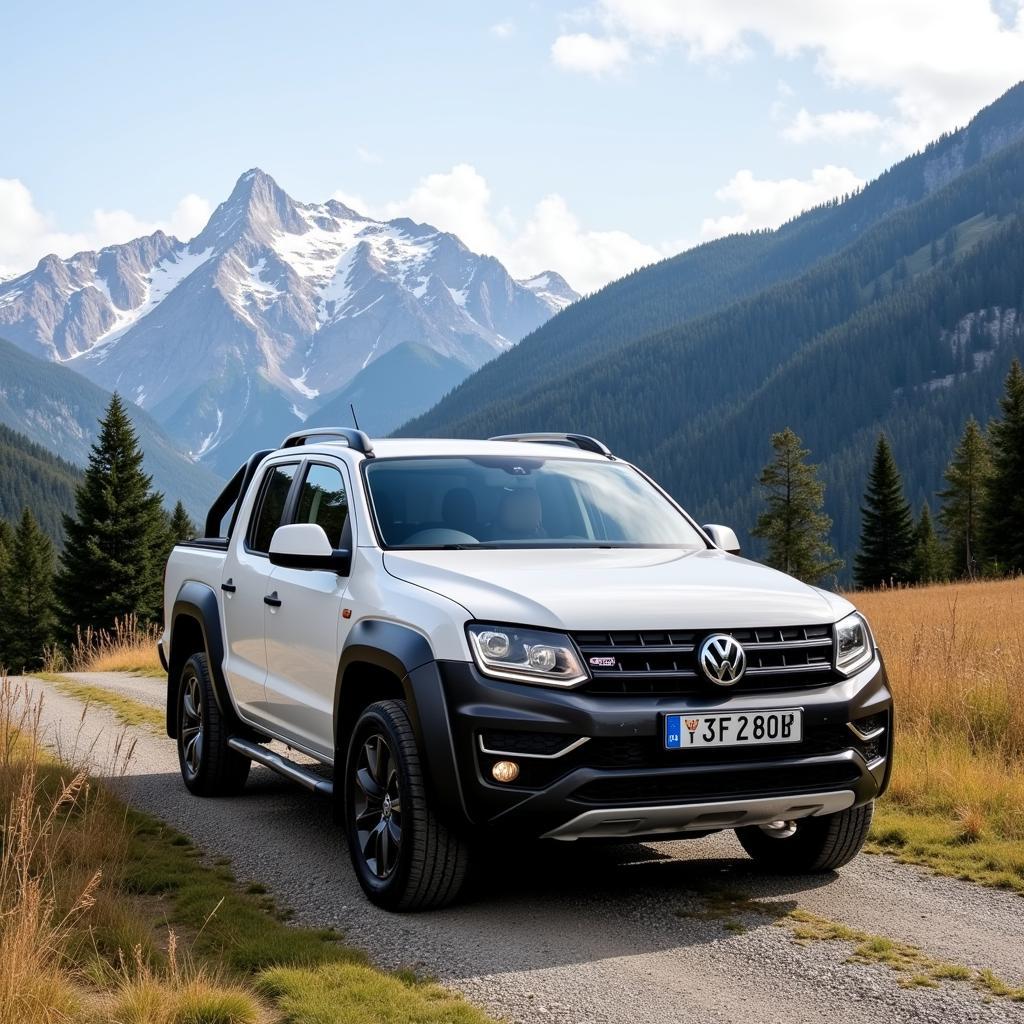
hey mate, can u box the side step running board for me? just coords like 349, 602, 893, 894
227, 737, 334, 796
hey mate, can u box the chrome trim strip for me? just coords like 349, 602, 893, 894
847, 721, 886, 742
543, 789, 857, 841
742, 638, 833, 651
580, 644, 697, 655
477, 735, 590, 760
746, 663, 829, 675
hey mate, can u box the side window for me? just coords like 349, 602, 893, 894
295, 464, 349, 547
249, 463, 298, 552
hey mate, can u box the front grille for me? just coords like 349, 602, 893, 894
575, 624, 835, 696
572, 760, 861, 805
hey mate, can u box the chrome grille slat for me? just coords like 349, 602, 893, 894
741, 638, 832, 651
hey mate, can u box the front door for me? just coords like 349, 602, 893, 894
263, 460, 353, 758
221, 460, 299, 725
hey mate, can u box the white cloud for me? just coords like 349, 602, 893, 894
346, 163, 663, 293
0, 180, 211, 277
381, 164, 506, 256
514, 195, 663, 291
490, 19, 515, 38
555, 0, 1024, 149
355, 144, 382, 165
782, 107, 884, 143
551, 32, 631, 74
700, 164, 864, 239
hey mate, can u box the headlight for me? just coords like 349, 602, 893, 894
835, 612, 874, 676
467, 624, 588, 687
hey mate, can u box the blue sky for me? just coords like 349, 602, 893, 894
4, 1, 1024, 290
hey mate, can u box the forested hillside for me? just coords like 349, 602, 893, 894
401, 83, 1024, 575
404, 82, 1024, 438
0, 425, 81, 541
0, 336, 222, 520
307, 342, 469, 436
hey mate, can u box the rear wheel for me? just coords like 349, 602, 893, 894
736, 801, 873, 872
176, 653, 251, 796
344, 699, 470, 911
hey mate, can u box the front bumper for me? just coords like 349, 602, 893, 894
412, 654, 892, 840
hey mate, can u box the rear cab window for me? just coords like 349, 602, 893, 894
248, 463, 298, 552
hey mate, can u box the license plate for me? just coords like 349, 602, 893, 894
664, 710, 802, 750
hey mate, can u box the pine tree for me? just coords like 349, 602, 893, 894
55, 395, 166, 635
937, 417, 991, 578
0, 508, 56, 671
910, 504, 946, 584
751, 428, 842, 584
0, 520, 11, 563
167, 500, 197, 546
854, 434, 915, 588
157, 499, 198, 574
983, 359, 1024, 573
0, 520, 12, 633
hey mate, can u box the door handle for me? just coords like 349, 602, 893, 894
264, 591, 282, 607
221, 579, 237, 593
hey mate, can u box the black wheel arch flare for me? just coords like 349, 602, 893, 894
166, 580, 239, 739
335, 620, 470, 827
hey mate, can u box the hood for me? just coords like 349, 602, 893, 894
382, 547, 850, 631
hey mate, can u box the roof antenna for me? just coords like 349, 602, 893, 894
349, 403, 361, 431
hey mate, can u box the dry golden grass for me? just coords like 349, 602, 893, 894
854, 577, 1024, 886
0, 674, 263, 1024
0, 672, 496, 1024
43, 615, 164, 678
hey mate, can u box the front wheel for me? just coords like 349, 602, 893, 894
736, 801, 873, 872
344, 699, 470, 911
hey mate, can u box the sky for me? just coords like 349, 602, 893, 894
3, 1, 1024, 292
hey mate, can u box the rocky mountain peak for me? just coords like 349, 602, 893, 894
193, 168, 308, 249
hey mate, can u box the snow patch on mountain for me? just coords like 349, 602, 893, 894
84, 245, 214, 359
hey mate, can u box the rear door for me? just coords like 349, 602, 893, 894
221, 460, 299, 724
263, 460, 354, 758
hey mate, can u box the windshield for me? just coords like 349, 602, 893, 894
364, 456, 706, 549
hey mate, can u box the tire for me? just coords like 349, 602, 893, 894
736, 801, 873, 872
176, 652, 251, 797
344, 699, 470, 911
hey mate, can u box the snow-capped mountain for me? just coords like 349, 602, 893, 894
0, 169, 577, 472
519, 271, 578, 310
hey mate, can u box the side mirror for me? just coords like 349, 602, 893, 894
269, 523, 351, 574
703, 524, 741, 556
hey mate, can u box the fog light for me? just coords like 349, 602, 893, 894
491, 760, 520, 783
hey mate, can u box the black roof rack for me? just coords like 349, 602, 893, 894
488, 432, 613, 458
281, 427, 375, 457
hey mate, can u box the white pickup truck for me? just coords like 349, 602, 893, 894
161, 429, 892, 911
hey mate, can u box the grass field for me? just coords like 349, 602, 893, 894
855, 577, 1024, 890
0, 675, 492, 1024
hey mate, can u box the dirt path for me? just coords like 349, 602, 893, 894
20, 672, 1024, 1024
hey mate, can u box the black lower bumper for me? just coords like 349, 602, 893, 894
407, 656, 893, 840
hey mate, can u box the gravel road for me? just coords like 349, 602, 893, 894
18, 672, 1024, 1024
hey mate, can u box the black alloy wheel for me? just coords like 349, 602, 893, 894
352, 732, 403, 880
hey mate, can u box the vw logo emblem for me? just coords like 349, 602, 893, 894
698, 633, 747, 686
